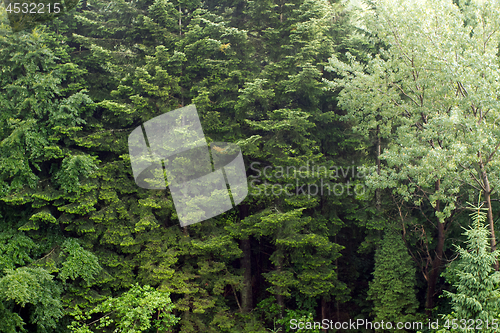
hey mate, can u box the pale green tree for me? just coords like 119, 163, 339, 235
68, 284, 179, 332
325, 0, 500, 315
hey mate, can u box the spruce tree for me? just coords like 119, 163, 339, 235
367, 227, 420, 330
438, 202, 500, 333
0, 0, 370, 330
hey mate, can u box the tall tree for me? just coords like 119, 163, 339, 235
367, 226, 420, 330
325, 0, 500, 315
0, 0, 374, 330
0, 24, 106, 332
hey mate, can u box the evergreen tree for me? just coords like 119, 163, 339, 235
436, 202, 500, 333
367, 227, 420, 331
0, 22, 104, 333
0, 0, 375, 330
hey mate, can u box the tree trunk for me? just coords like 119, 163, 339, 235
479, 153, 499, 270
376, 125, 381, 210
275, 249, 285, 332
280, 0, 283, 23
321, 297, 327, 333
240, 237, 252, 312
336, 299, 340, 322
425, 180, 445, 318
276, 291, 284, 318
425, 218, 445, 318
179, 5, 182, 36
276, 294, 284, 331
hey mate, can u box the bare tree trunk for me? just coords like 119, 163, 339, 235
275, 248, 285, 332
425, 180, 445, 318
280, 0, 283, 23
240, 238, 252, 312
321, 297, 327, 333
479, 152, 499, 270
376, 125, 381, 210
336, 299, 340, 322
425, 218, 445, 318
375, 126, 383, 246
179, 5, 182, 36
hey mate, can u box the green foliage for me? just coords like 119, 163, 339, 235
0, 22, 107, 331
0, 0, 401, 331
55, 156, 99, 194
0, 267, 63, 332
0, 300, 25, 333
435, 202, 500, 333
367, 227, 420, 330
69, 284, 179, 333
257, 296, 320, 333
0, 231, 37, 271
58, 239, 102, 285
324, 0, 500, 223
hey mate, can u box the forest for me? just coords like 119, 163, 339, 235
1, 0, 500, 332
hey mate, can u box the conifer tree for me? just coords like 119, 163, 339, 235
0, 0, 371, 330
367, 227, 420, 331
437, 202, 500, 333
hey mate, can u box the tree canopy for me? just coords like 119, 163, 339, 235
1, 0, 500, 332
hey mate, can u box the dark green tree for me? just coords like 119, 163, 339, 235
367, 227, 420, 331
0, 0, 376, 331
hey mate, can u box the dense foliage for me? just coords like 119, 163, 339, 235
1, 0, 500, 332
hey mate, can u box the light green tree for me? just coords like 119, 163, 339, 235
325, 0, 500, 314
68, 284, 179, 332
